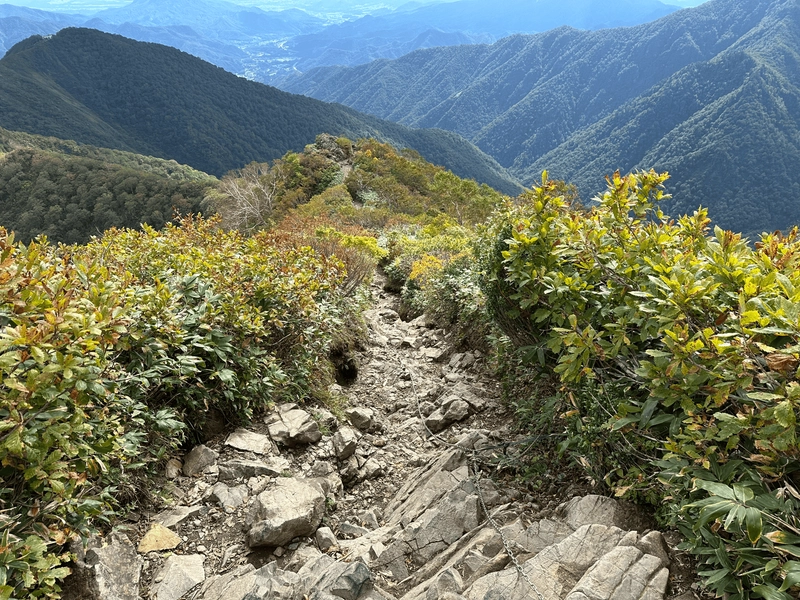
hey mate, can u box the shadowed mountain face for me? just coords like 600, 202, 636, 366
0, 28, 521, 193
283, 0, 800, 238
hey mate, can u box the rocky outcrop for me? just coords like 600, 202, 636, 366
150, 554, 205, 600
62, 532, 143, 600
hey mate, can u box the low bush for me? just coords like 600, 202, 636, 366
479, 171, 800, 599
0, 215, 352, 598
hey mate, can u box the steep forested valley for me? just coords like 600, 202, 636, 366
284, 0, 800, 238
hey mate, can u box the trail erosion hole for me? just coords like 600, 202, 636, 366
332, 350, 358, 386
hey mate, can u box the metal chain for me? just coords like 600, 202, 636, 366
399, 355, 546, 600
470, 453, 544, 600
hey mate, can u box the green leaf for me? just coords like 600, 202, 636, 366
753, 584, 792, 600
775, 400, 796, 428
732, 484, 754, 504
779, 562, 800, 592
693, 478, 737, 501
639, 397, 659, 428
766, 531, 800, 545
745, 507, 763, 544
611, 416, 639, 431
748, 392, 785, 401
702, 568, 732, 586
776, 545, 800, 558
697, 500, 737, 527
644, 349, 671, 358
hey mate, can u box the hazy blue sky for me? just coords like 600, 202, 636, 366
5, 0, 710, 14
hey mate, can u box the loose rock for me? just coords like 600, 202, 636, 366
268, 409, 323, 446
345, 406, 375, 431
137, 523, 181, 553
316, 527, 338, 552
150, 554, 205, 600
247, 478, 326, 547
182, 445, 218, 477
334, 426, 360, 460
225, 428, 276, 455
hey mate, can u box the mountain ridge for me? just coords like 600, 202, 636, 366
0, 0, 685, 82
282, 0, 800, 237
0, 28, 522, 194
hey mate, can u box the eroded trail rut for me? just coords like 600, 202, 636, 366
64, 275, 688, 600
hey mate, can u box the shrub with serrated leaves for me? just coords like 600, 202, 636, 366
480, 171, 800, 599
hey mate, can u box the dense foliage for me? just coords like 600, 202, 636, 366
284, 0, 800, 238
0, 28, 521, 194
0, 126, 211, 181
0, 216, 354, 599
478, 171, 800, 599
0, 147, 214, 244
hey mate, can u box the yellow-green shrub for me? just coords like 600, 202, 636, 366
0, 231, 178, 599
0, 215, 351, 598
479, 171, 800, 599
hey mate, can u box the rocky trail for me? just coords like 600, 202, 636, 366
62, 275, 699, 600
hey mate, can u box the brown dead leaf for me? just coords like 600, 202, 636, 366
765, 353, 799, 373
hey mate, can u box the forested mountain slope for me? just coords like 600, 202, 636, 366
284, 0, 800, 237
0, 126, 215, 244
0, 28, 521, 194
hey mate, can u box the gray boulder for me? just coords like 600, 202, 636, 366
268, 409, 323, 446
225, 429, 276, 455
155, 506, 204, 529
345, 407, 375, 431
72, 532, 143, 600
182, 445, 218, 476
333, 426, 359, 460
210, 482, 249, 509
219, 457, 290, 481
247, 478, 326, 547
150, 554, 205, 600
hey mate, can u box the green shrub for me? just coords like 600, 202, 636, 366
0, 215, 352, 598
0, 231, 183, 599
480, 171, 800, 598
84, 216, 347, 431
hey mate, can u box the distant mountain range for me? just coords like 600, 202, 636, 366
0, 28, 520, 194
284, 0, 800, 238
0, 0, 682, 82
279, 0, 678, 75
0, 5, 82, 54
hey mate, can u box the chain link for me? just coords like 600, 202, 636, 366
471, 453, 545, 600
400, 356, 546, 600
